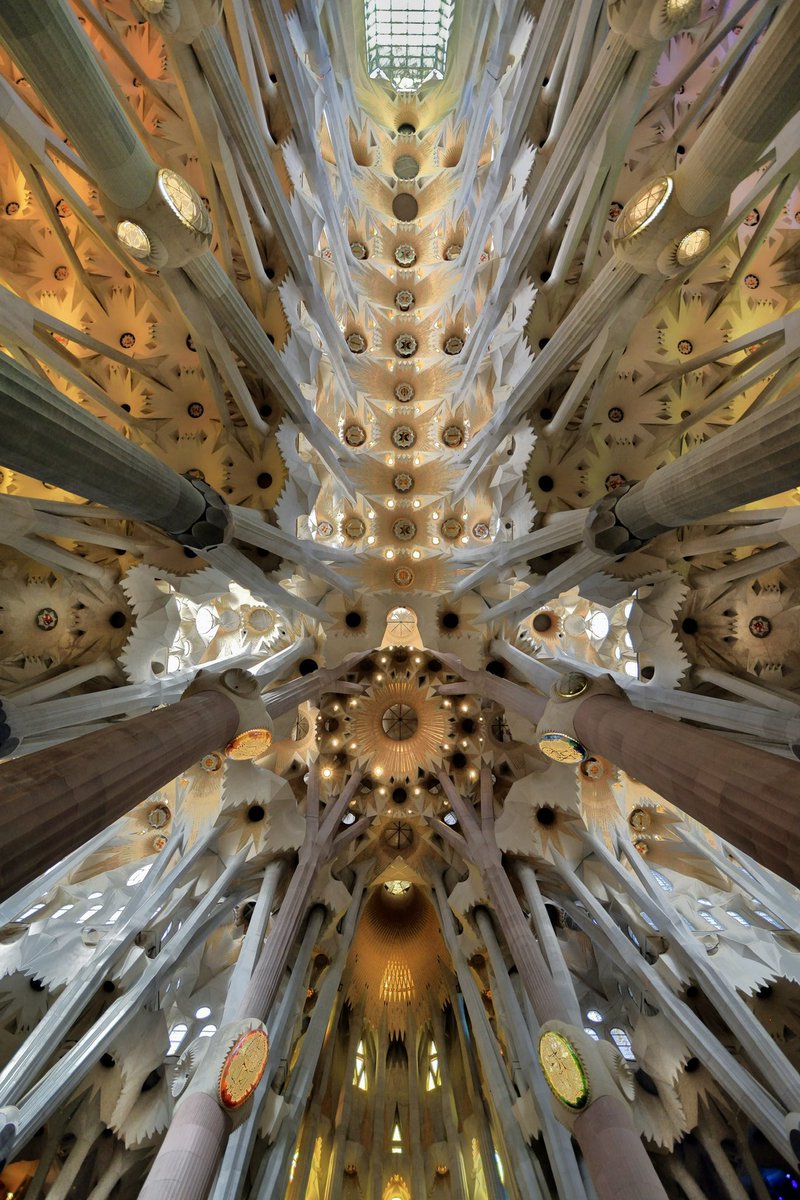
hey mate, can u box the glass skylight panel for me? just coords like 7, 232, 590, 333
365, 0, 455, 92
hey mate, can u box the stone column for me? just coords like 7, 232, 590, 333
0, 1, 156, 209
0, 353, 205, 537
434, 771, 668, 1200
603, 383, 800, 551
251, 871, 367, 1200
430, 1005, 469, 1200
208, 902, 327, 1200
366, 1009, 389, 1200
515, 864, 582, 1026
319, 1012, 363, 1200
474, 908, 588, 1200
441, 659, 800, 887
405, 1008, 427, 1200
139, 769, 363, 1200
571, 694, 800, 886
432, 877, 547, 1200
449, 990, 507, 1200
0, 689, 238, 901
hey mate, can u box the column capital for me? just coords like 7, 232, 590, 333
536, 673, 626, 764
170, 475, 233, 550
133, 0, 222, 43
583, 481, 649, 556
182, 668, 272, 760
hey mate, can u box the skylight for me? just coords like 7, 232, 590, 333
365, 0, 455, 92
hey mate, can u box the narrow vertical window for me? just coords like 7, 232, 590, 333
354, 1040, 367, 1090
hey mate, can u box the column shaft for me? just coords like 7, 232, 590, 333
572, 694, 800, 885
0, 353, 204, 535
615, 382, 800, 541
0, 0, 156, 207
0, 690, 238, 900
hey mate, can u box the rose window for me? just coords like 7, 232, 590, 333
382, 703, 419, 740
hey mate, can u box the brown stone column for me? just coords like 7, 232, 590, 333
439, 658, 800, 884
0, 690, 239, 901
573, 1094, 665, 1200
572, 694, 800, 886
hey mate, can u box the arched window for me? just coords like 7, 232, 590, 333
198, 1023, 217, 1038
168, 1023, 188, 1055
426, 1041, 441, 1090
354, 1040, 367, 1090
650, 870, 673, 892
610, 1028, 635, 1061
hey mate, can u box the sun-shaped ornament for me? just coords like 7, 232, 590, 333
218, 1028, 270, 1110
348, 679, 450, 782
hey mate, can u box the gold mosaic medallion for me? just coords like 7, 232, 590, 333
538, 1030, 590, 1110
219, 1029, 269, 1109
224, 728, 273, 760
538, 732, 587, 764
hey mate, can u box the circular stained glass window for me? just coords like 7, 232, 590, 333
344, 424, 367, 447
395, 244, 416, 266
393, 518, 417, 540
383, 820, 414, 849
117, 219, 151, 259
395, 333, 417, 357
394, 155, 420, 180
381, 703, 418, 740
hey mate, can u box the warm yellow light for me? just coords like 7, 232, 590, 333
412, 550, 421, 559
386, 549, 395, 559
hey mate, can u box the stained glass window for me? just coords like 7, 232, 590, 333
610, 1028, 636, 1061
365, 0, 455, 92
426, 1041, 441, 1089
354, 1040, 367, 1089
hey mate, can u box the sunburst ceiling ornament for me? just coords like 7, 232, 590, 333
349, 678, 450, 783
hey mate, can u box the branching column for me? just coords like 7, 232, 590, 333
139, 769, 364, 1200
432, 769, 668, 1200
